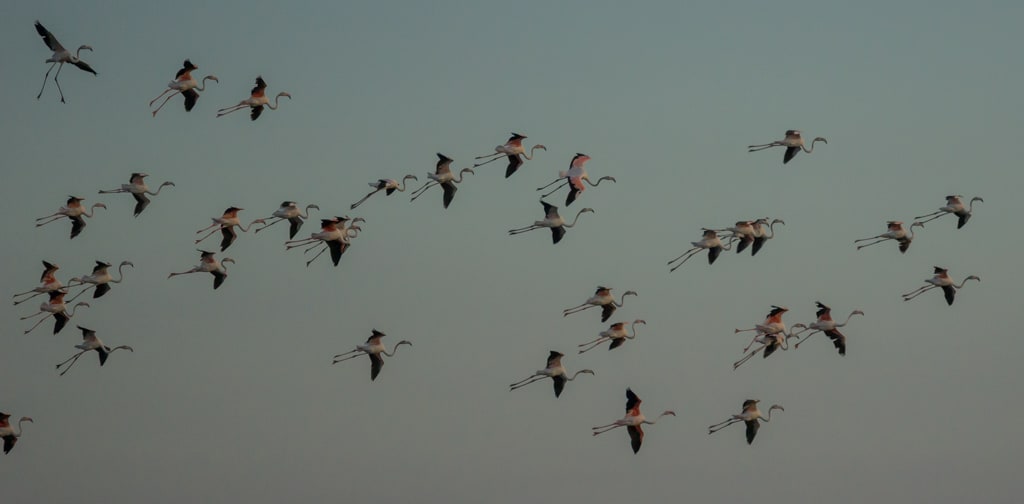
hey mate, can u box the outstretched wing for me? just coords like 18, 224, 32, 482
69, 215, 86, 239
2, 434, 17, 454
35, 21, 65, 52
628, 425, 644, 453
735, 235, 753, 254
72, 60, 97, 75
328, 240, 343, 266
93, 283, 111, 298
220, 227, 237, 251
550, 226, 566, 245
751, 236, 767, 256
441, 181, 458, 209
97, 347, 110, 366
942, 284, 956, 305
505, 155, 523, 178
957, 213, 971, 229
287, 217, 304, 239
132, 192, 151, 217
745, 419, 760, 444
783, 146, 799, 164
250, 105, 264, 121
53, 311, 70, 334
182, 89, 199, 112
211, 270, 226, 289
609, 338, 626, 350
552, 375, 566, 397
369, 353, 384, 381
707, 245, 722, 265
824, 329, 847, 356
601, 303, 616, 323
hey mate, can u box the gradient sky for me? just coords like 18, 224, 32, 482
2, 1, 1022, 502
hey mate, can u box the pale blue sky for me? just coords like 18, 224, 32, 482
2, 1, 1022, 502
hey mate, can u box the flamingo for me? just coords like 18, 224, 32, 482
914, 195, 984, 229
253, 202, 320, 239
592, 388, 675, 454
285, 216, 365, 267
750, 218, 785, 256
732, 326, 803, 370
409, 153, 475, 209
20, 290, 89, 334
195, 207, 265, 251
715, 221, 757, 254
748, 130, 827, 164
708, 400, 785, 444
98, 173, 175, 217
149, 59, 219, 116
35, 196, 107, 239
34, 20, 96, 103
302, 222, 363, 268
331, 329, 412, 381
902, 266, 980, 306
668, 229, 733, 270
167, 250, 235, 290
55, 326, 134, 376
472, 132, 547, 177
578, 320, 647, 354
12, 260, 63, 306
536, 153, 617, 206
791, 302, 864, 354
854, 221, 924, 254
509, 351, 595, 397
562, 287, 638, 322
0, 413, 33, 455
216, 76, 291, 120
350, 175, 419, 209
66, 260, 134, 301
508, 200, 594, 244
734, 305, 789, 352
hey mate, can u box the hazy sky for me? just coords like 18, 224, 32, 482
2, 1, 1022, 502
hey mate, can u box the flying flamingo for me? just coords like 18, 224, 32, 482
750, 218, 785, 256
508, 200, 594, 244
331, 329, 412, 381
748, 130, 827, 164
536, 153, 617, 206
732, 326, 803, 370
35, 196, 107, 239
0, 413, 33, 455
350, 175, 419, 209
562, 287, 638, 322
854, 221, 924, 254
714, 221, 757, 254
20, 290, 89, 335
791, 302, 864, 354
253, 202, 320, 239
409, 153, 475, 209
734, 305, 789, 352
149, 59, 219, 116
708, 399, 784, 444
902, 266, 980, 306
592, 388, 675, 454
98, 173, 175, 217
302, 222, 363, 267
668, 229, 733, 270
216, 76, 291, 120
66, 260, 134, 301
914, 195, 984, 229
285, 216, 365, 267
509, 351, 595, 398
195, 207, 265, 251
168, 250, 235, 290
13, 261, 62, 306
55, 326, 134, 376
34, 20, 96, 103
472, 133, 547, 177
578, 320, 647, 354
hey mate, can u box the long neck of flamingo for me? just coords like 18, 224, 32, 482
522, 145, 542, 160
381, 342, 409, 357
112, 263, 130, 283
267, 94, 285, 110
564, 209, 589, 228
195, 76, 216, 91
628, 322, 642, 339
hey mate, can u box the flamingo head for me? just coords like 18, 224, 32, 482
460, 168, 476, 175
20, 416, 34, 424
910, 221, 925, 229
221, 258, 236, 265
813, 137, 827, 143
277, 92, 292, 99
120, 261, 135, 268
768, 405, 785, 413
76, 45, 93, 55
623, 290, 638, 297
403, 174, 419, 181
634, 319, 647, 325
205, 75, 220, 83
851, 310, 865, 317
965, 275, 981, 282
160, 181, 177, 188
580, 207, 595, 214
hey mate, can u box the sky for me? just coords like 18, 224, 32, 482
1, 1, 1022, 502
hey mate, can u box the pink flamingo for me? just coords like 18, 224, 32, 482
472, 132, 547, 177
592, 388, 675, 454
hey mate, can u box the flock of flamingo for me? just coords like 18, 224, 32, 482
1, 20, 987, 457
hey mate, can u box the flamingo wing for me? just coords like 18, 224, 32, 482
441, 181, 458, 209
182, 89, 199, 112
735, 235, 753, 254
34, 21, 65, 52
2, 434, 17, 454
609, 338, 626, 350
250, 105, 264, 121
287, 217, 304, 239
132, 192, 151, 217
601, 303, 616, 323
628, 424, 644, 454
505, 155, 523, 178
707, 245, 722, 265
53, 311, 70, 334
552, 375, 566, 397
369, 353, 384, 381
783, 146, 799, 164
550, 225, 566, 245
211, 270, 226, 290
942, 284, 956, 305
745, 419, 760, 444
220, 227, 237, 251
824, 329, 847, 356
328, 240, 343, 266
751, 236, 767, 256
93, 283, 111, 298
957, 213, 971, 229
69, 215, 86, 239
72, 60, 97, 75
97, 347, 110, 366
